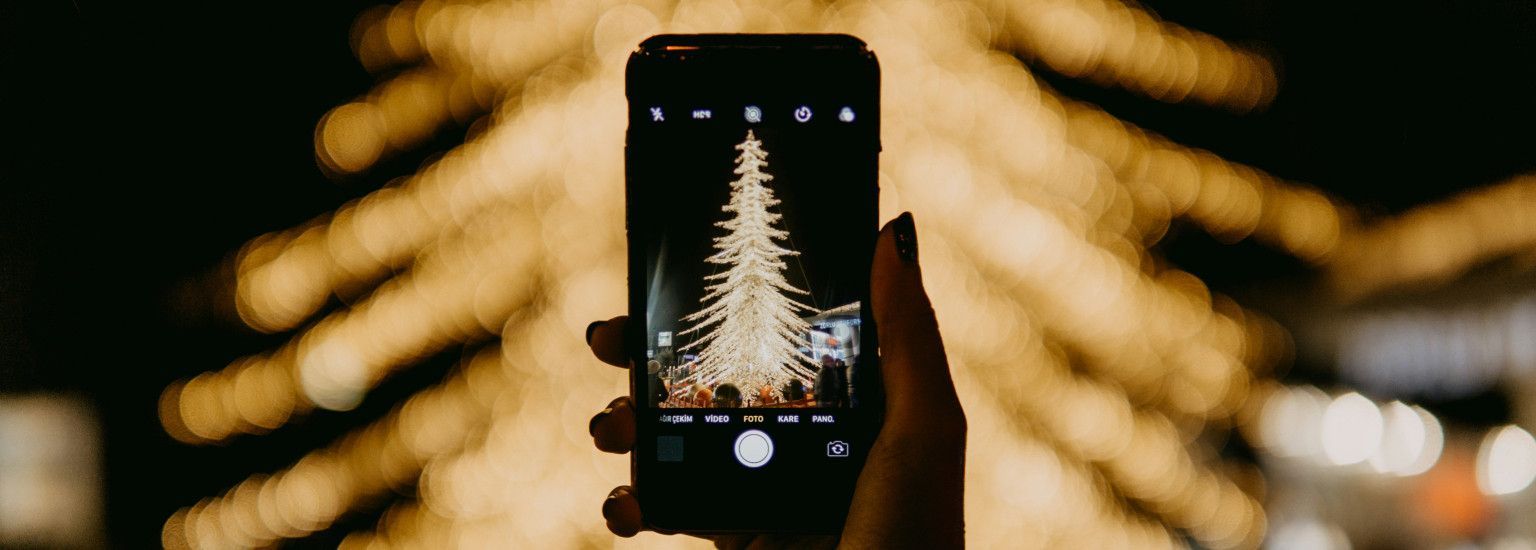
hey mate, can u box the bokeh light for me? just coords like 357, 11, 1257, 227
1478, 425, 1536, 497
1370, 401, 1443, 477
1320, 392, 1382, 466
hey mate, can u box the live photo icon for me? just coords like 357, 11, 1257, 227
827, 440, 850, 457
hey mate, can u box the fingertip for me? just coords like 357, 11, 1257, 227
871, 212, 931, 332
586, 321, 603, 345
589, 395, 625, 437
592, 397, 636, 454
589, 316, 630, 367
891, 211, 917, 263
603, 487, 643, 537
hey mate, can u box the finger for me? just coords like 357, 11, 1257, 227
870, 212, 964, 430
601, 486, 643, 537
587, 316, 630, 367
847, 212, 966, 548
589, 396, 636, 453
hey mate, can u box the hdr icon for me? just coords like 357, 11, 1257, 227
826, 440, 850, 458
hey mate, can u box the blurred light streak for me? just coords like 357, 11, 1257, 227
867, 2, 1281, 424
1329, 174, 1536, 301
956, 393, 1184, 549
166, 208, 541, 442
1249, 385, 1444, 478
923, 230, 1263, 548
170, 54, 633, 542
351, 0, 661, 86
979, 0, 1278, 112
237, 67, 608, 332
350, 3, 426, 72
1057, 100, 1350, 261
899, 152, 1260, 420
869, 22, 1272, 547
163, 347, 507, 549
316, 65, 495, 175
841, 0, 1338, 266
318, 193, 631, 548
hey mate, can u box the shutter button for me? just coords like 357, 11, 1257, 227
733, 429, 773, 468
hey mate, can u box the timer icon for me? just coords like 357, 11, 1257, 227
794, 106, 813, 123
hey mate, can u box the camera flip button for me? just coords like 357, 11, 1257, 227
733, 429, 774, 468
827, 440, 850, 457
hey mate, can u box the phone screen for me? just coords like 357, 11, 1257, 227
626, 34, 880, 532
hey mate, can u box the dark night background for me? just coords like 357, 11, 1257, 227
2, 0, 1535, 546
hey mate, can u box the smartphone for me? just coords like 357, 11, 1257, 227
625, 34, 882, 533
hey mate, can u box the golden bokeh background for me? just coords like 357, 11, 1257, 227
5, 0, 1536, 548
158, 1, 1536, 548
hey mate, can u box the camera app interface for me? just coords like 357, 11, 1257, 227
631, 99, 875, 413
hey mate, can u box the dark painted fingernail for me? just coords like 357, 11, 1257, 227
893, 212, 918, 263
589, 407, 613, 436
586, 321, 604, 345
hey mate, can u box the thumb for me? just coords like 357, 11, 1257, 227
842, 212, 967, 549
870, 212, 963, 433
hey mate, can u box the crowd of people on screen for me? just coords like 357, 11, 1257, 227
646, 355, 852, 408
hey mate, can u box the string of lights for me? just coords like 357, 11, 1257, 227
162, 346, 509, 549
1328, 174, 1536, 300
168, 206, 542, 442
921, 230, 1265, 547
868, 6, 1275, 424
316, 64, 494, 176
977, 0, 1277, 112
235, 68, 611, 333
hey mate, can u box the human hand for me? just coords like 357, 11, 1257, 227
585, 212, 966, 549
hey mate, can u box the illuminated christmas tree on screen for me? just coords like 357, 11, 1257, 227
678, 130, 818, 396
